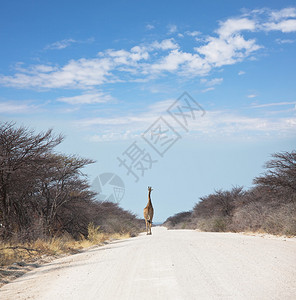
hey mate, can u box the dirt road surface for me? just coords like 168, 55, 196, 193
1, 227, 296, 300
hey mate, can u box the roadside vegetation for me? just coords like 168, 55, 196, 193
164, 151, 296, 236
0, 122, 143, 267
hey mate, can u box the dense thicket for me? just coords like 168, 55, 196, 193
164, 151, 296, 236
0, 122, 142, 241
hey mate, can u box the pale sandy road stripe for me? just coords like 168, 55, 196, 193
0, 227, 296, 300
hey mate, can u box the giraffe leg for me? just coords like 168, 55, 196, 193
148, 221, 152, 235
145, 219, 149, 235
150, 222, 152, 235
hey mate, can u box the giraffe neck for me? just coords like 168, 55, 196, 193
148, 191, 152, 205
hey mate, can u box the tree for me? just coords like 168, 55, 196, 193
37, 154, 95, 236
193, 186, 244, 218
254, 151, 296, 200
0, 122, 143, 241
0, 122, 63, 238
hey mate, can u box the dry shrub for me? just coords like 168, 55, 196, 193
195, 216, 230, 232
164, 151, 296, 237
87, 223, 106, 244
232, 199, 296, 236
163, 211, 193, 229
231, 201, 265, 232
261, 203, 296, 236
0, 221, 135, 267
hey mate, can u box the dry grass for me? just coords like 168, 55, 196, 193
0, 223, 133, 267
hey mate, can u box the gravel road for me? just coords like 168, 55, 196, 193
1, 227, 296, 300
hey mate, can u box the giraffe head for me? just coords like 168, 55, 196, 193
148, 186, 153, 192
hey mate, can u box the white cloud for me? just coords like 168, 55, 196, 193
270, 7, 296, 21
196, 34, 261, 67
77, 103, 296, 141
202, 87, 215, 93
217, 18, 256, 38
45, 39, 77, 50
77, 114, 156, 138
57, 91, 113, 104
263, 19, 296, 32
147, 99, 175, 113
45, 38, 94, 50
167, 24, 177, 34
200, 77, 223, 86
1, 7, 295, 90
0, 30, 258, 88
259, 7, 296, 33
194, 16, 261, 69
13, 63, 57, 74
238, 70, 245, 75
146, 24, 155, 30
0, 102, 37, 114
105, 46, 149, 65
149, 49, 210, 76
76, 99, 176, 137
32, 65, 57, 73
151, 39, 179, 50
0, 58, 114, 89
251, 101, 296, 108
89, 131, 137, 142
247, 94, 257, 98
78, 117, 135, 126
275, 38, 294, 44
188, 110, 296, 138
150, 49, 191, 72
185, 31, 201, 37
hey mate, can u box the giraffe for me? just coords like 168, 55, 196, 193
143, 186, 154, 235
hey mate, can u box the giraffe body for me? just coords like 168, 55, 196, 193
144, 186, 154, 235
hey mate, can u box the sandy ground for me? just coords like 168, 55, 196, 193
0, 227, 295, 300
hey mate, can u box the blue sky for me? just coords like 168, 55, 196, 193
0, 0, 296, 221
